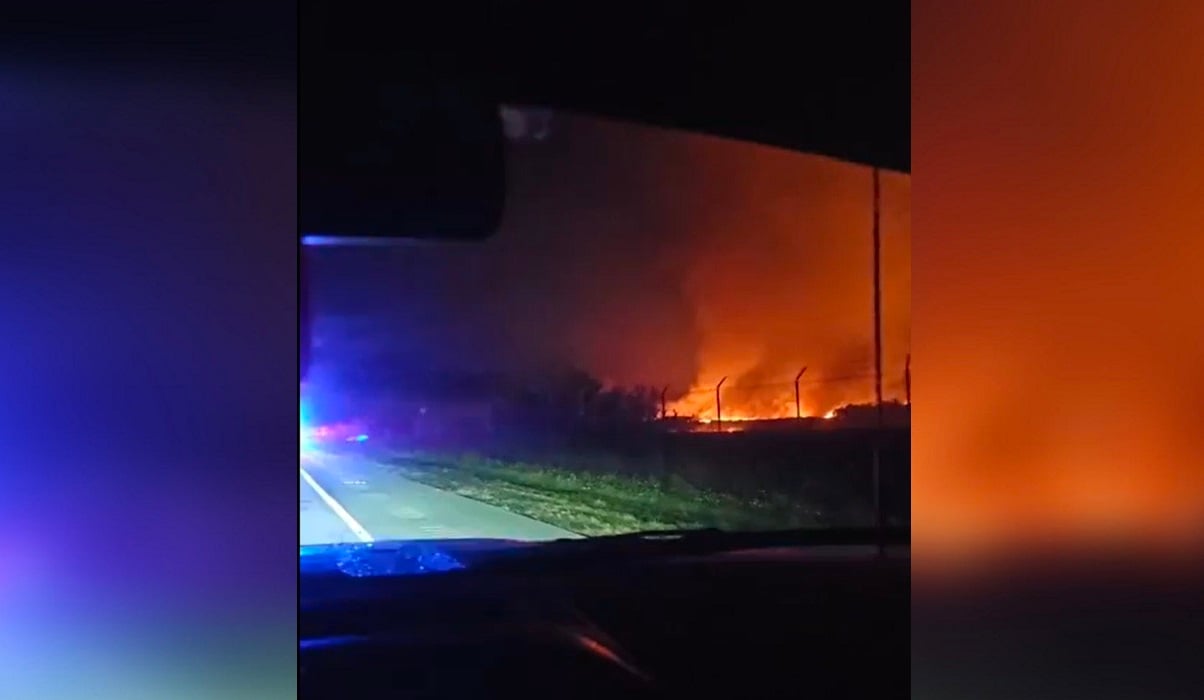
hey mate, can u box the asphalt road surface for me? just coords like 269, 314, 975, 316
299, 450, 579, 545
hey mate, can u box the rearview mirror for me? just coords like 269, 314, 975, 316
300, 68, 506, 243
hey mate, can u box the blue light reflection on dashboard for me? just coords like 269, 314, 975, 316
300, 541, 465, 578
300, 635, 372, 651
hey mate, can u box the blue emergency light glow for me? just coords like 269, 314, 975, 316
300, 397, 316, 456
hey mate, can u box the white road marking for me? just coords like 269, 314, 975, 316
300, 467, 374, 543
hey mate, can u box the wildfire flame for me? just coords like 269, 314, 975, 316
672, 390, 843, 430
667, 376, 877, 425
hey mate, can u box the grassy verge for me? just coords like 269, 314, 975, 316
382, 451, 832, 536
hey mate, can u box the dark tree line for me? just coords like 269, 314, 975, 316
494, 368, 661, 433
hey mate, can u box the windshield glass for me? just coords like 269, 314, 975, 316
300, 109, 910, 548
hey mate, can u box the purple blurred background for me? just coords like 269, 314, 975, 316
1, 6, 296, 697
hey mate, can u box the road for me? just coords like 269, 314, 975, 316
299, 450, 579, 545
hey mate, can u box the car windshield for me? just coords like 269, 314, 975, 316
300, 109, 910, 548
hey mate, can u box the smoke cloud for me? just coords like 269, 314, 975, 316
309, 112, 910, 419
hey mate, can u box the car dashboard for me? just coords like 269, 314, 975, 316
300, 543, 909, 699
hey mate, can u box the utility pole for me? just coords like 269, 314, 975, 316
715, 376, 727, 431
660, 385, 669, 420
873, 168, 884, 428
871, 167, 885, 550
904, 354, 911, 408
794, 366, 808, 419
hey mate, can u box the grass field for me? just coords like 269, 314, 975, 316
382, 450, 848, 536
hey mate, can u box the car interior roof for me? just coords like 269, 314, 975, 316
303, 1, 910, 173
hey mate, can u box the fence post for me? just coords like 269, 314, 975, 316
794, 366, 808, 419
715, 376, 728, 431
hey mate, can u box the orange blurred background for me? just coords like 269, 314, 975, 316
913, 2, 1204, 566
